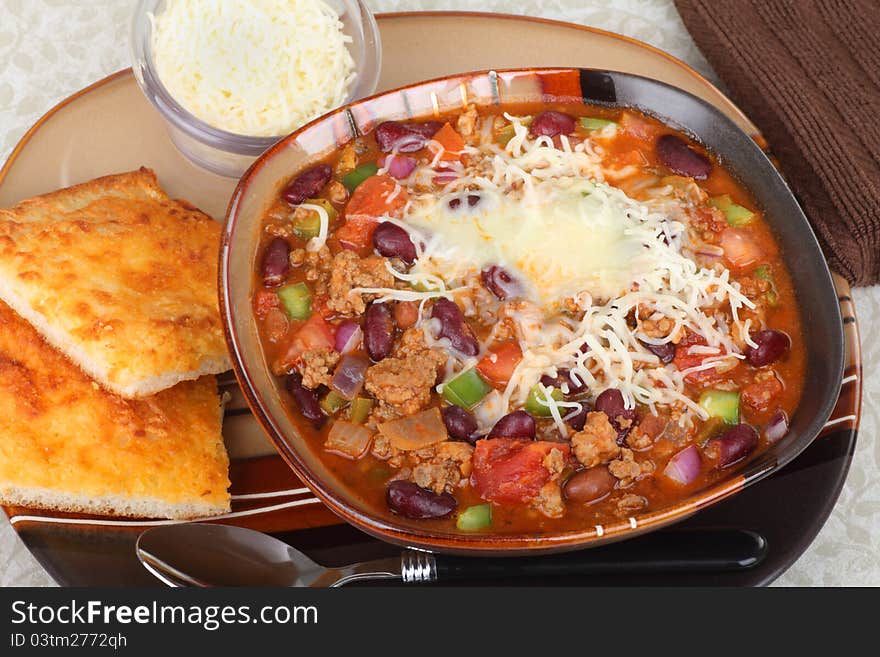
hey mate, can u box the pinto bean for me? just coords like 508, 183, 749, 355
281, 164, 332, 205
564, 467, 615, 504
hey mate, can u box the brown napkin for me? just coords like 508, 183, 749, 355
675, 0, 880, 286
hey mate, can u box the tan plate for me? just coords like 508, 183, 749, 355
0, 12, 861, 583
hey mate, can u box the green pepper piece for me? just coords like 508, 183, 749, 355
765, 289, 780, 307
580, 117, 617, 131
342, 162, 378, 192
277, 282, 311, 320
293, 198, 337, 239
699, 389, 740, 424
495, 124, 516, 146
709, 195, 755, 227
320, 390, 350, 415
350, 396, 374, 424
456, 503, 492, 531
524, 385, 564, 417
754, 265, 772, 280
442, 369, 491, 409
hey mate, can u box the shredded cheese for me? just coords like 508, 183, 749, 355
389, 114, 756, 424
152, 0, 356, 136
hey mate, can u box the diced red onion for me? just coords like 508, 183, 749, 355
433, 164, 458, 185
764, 409, 789, 444
662, 445, 701, 485
379, 154, 418, 179
330, 354, 369, 400
334, 321, 362, 354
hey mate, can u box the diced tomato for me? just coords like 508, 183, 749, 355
673, 332, 735, 385
471, 439, 570, 505
476, 341, 523, 386
272, 314, 336, 374
337, 174, 408, 249
719, 229, 763, 269
540, 70, 581, 100
742, 373, 783, 411
619, 110, 661, 141
253, 289, 280, 319
428, 123, 465, 162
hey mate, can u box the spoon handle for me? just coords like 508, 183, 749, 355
400, 528, 766, 584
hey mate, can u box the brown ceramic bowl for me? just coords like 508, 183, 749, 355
220, 68, 844, 555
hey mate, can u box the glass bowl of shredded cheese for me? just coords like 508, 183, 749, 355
131, 0, 381, 177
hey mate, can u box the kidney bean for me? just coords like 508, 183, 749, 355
375, 121, 443, 153
594, 388, 638, 442
481, 265, 522, 300
442, 405, 478, 442
431, 298, 479, 356
565, 404, 590, 431
656, 134, 712, 180
642, 340, 675, 364
488, 410, 536, 439
745, 330, 791, 367
541, 369, 587, 397
707, 423, 758, 468
529, 111, 577, 137
286, 373, 325, 427
386, 480, 457, 519
373, 222, 417, 264
281, 164, 332, 206
564, 467, 616, 504
260, 237, 290, 287
364, 302, 395, 362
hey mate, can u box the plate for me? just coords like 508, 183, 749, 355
0, 12, 861, 585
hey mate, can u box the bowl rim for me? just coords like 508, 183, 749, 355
220, 66, 845, 554
129, 0, 382, 152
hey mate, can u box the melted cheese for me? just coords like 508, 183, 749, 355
405, 180, 664, 304
361, 114, 755, 425
151, 0, 355, 137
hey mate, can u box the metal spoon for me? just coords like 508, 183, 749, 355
136, 524, 766, 587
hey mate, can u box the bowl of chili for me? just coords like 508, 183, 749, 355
220, 68, 844, 554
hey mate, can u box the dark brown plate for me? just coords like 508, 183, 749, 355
0, 12, 862, 584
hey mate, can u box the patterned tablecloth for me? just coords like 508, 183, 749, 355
0, 0, 877, 587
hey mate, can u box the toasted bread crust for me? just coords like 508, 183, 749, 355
0, 168, 231, 397
0, 301, 230, 519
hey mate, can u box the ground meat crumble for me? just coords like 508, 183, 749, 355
326, 250, 395, 316
364, 329, 446, 420
298, 348, 340, 390
570, 412, 620, 468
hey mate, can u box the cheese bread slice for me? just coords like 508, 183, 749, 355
0, 168, 231, 398
0, 300, 230, 519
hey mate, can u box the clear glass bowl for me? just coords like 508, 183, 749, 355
130, 0, 381, 177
